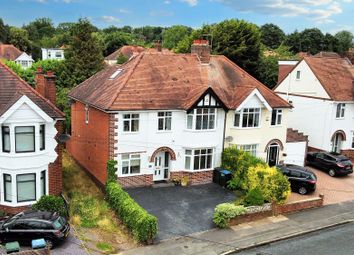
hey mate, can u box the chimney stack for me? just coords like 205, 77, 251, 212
35, 67, 57, 105
155, 40, 162, 52
191, 39, 211, 64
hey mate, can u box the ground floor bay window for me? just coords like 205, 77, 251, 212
1, 169, 48, 206
185, 148, 214, 171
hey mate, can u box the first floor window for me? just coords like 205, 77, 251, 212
237, 144, 258, 157
122, 154, 141, 174
187, 108, 216, 130
271, 109, 282, 126
123, 114, 139, 132
15, 126, 35, 153
40, 125, 45, 151
185, 148, 213, 170
2, 126, 10, 152
40, 171, 46, 197
336, 103, 345, 119
17, 174, 36, 202
234, 108, 260, 128
158, 112, 172, 131
4, 174, 12, 202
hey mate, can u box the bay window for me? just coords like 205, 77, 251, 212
234, 108, 260, 128
122, 154, 141, 174
4, 174, 12, 202
17, 174, 36, 202
2, 126, 10, 153
40, 125, 45, 151
15, 126, 35, 153
40, 170, 46, 197
237, 144, 258, 157
185, 148, 213, 170
187, 108, 216, 130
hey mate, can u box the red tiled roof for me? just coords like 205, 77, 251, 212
70, 52, 291, 111
278, 64, 297, 84
0, 44, 22, 61
0, 62, 64, 118
104, 45, 146, 61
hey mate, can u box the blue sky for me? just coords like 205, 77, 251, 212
0, 0, 353, 34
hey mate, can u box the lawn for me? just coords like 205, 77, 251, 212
62, 150, 138, 254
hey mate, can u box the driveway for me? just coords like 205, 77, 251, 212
126, 183, 236, 240
288, 166, 354, 205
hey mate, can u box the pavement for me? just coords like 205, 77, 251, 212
117, 199, 354, 255
126, 183, 236, 240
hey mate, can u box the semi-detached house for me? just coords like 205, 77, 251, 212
68, 41, 293, 188
0, 63, 64, 213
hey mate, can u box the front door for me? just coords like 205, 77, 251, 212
332, 133, 342, 153
153, 152, 170, 181
267, 143, 279, 167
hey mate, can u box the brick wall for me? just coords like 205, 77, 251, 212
118, 175, 153, 188
273, 195, 324, 215
341, 149, 354, 160
0, 205, 31, 215
67, 101, 110, 185
170, 170, 213, 185
48, 120, 63, 195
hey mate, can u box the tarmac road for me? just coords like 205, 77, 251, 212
234, 222, 354, 255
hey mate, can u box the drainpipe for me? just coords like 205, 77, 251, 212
222, 109, 228, 154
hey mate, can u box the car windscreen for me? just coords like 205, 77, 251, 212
53, 217, 66, 230
308, 173, 317, 180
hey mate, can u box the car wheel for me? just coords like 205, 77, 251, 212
328, 169, 336, 177
45, 239, 53, 249
298, 186, 307, 195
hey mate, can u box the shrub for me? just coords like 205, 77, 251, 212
242, 187, 265, 206
245, 164, 291, 204
213, 203, 246, 228
106, 160, 118, 184
106, 182, 158, 242
32, 195, 68, 217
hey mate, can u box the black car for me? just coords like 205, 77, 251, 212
306, 152, 353, 177
0, 210, 70, 248
277, 164, 317, 195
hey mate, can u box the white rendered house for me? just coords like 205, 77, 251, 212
41, 48, 65, 60
15, 52, 34, 69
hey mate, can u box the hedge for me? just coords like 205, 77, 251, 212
32, 195, 68, 218
213, 203, 246, 228
106, 182, 158, 242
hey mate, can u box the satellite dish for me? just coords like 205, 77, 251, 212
225, 136, 233, 142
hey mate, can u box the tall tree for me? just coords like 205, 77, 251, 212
8, 27, 31, 52
284, 30, 302, 53
0, 18, 10, 43
23, 18, 56, 42
212, 19, 261, 76
299, 28, 325, 54
335, 30, 354, 54
162, 25, 192, 49
64, 18, 105, 87
260, 23, 285, 49
103, 31, 133, 56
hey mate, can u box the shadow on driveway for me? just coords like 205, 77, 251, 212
126, 183, 236, 241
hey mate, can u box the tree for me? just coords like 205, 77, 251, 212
23, 18, 55, 42
299, 28, 325, 54
0, 18, 10, 43
8, 27, 31, 52
284, 30, 302, 53
64, 18, 105, 87
212, 19, 261, 76
323, 33, 339, 52
103, 31, 133, 56
162, 25, 191, 49
335, 30, 354, 54
260, 23, 285, 49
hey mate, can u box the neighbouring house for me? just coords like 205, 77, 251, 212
0, 44, 34, 69
274, 56, 354, 159
41, 48, 65, 60
104, 45, 146, 65
0, 63, 64, 214
67, 40, 293, 188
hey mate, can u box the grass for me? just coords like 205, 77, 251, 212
62, 150, 137, 252
96, 242, 115, 254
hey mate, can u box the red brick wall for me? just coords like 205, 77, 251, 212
341, 149, 354, 160
170, 170, 213, 185
118, 175, 153, 188
0, 205, 31, 215
273, 195, 324, 215
67, 101, 110, 184
49, 120, 63, 195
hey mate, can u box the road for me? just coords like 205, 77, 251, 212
234, 222, 354, 255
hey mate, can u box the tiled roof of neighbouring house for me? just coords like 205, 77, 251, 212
104, 45, 146, 61
0, 44, 22, 61
70, 52, 291, 111
0, 62, 64, 118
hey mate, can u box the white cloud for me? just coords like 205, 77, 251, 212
215, 0, 349, 23
118, 8, 130, 14
180, 0, 198, 6
101, 15, 121, 23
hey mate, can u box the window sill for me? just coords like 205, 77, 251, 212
182, 169, 214, 172
0, 200, 37, 207
184, 129, 217, 133
119, 173, 142, 177
0, 150, 48, 158
270, 125, 283, 128
122, 131, 140, 135
230, 127, 262, 130
156, 130, 173, 134
335, 118, 345, 120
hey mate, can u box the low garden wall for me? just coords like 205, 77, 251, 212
273, 194, 324, 216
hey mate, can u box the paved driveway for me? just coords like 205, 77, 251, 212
288, 166, 354, 205
126, 183, 236, 240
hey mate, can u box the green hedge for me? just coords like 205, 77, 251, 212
106, 182, 158, 242
32, 195, 68, 217
213, 203, 246, 228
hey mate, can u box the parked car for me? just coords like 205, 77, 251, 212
0, 210, 70, 248
306, 152, 353, 177
277, 164, 317, 195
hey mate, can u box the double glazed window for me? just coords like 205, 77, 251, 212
4, 174, 12, 202
336, 103, 345, 119
187, 108, 216, 130
40, 125, 45, 151
17, 174, 36, 202
234, 108, 261, 128
158, 112, 172, 131
271, 109, 282, 126
15, 126, 35, 153
2, 126, 10, 153
123, 114, 139, 132
40, 171, 46, 197
237, 144, 258, 157
122, 154, 141, 175
185, 148, 213, 170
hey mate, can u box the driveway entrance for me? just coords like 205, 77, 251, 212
126, 183, 236, 240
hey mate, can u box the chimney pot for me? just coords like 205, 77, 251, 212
37, 66, 43, 73
46, 70, 54, 77
155, 40, 162, 52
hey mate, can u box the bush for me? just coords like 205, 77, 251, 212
213, 203, 246, 228
32, 195, 68, 217
106, 160, 118, 184
243, 187, 265, 206
106, 182, 158, 242
245, 164, 291, 204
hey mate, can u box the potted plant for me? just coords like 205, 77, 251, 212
181, 176, 190, 186
171, 177, 181, 186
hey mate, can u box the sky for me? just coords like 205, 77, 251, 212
0, 0, 353, 34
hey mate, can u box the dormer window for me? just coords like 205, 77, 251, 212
186, 108, 216, 130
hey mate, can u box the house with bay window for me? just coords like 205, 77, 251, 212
0, 63, 64, 213
274, 56, 354, 159
67, 40, 293, 188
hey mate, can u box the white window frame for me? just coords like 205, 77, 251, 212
184, 148, 214, 171
157, 112, 172, 131
296, 70, 301, 80
237, 144, 258, 157
121, 154, 141, 175
186, 108, 216, 131
234, 108, 261, 128
123, 113, 140, 133
336, 103, 345, 119
271, 109, 282, 126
